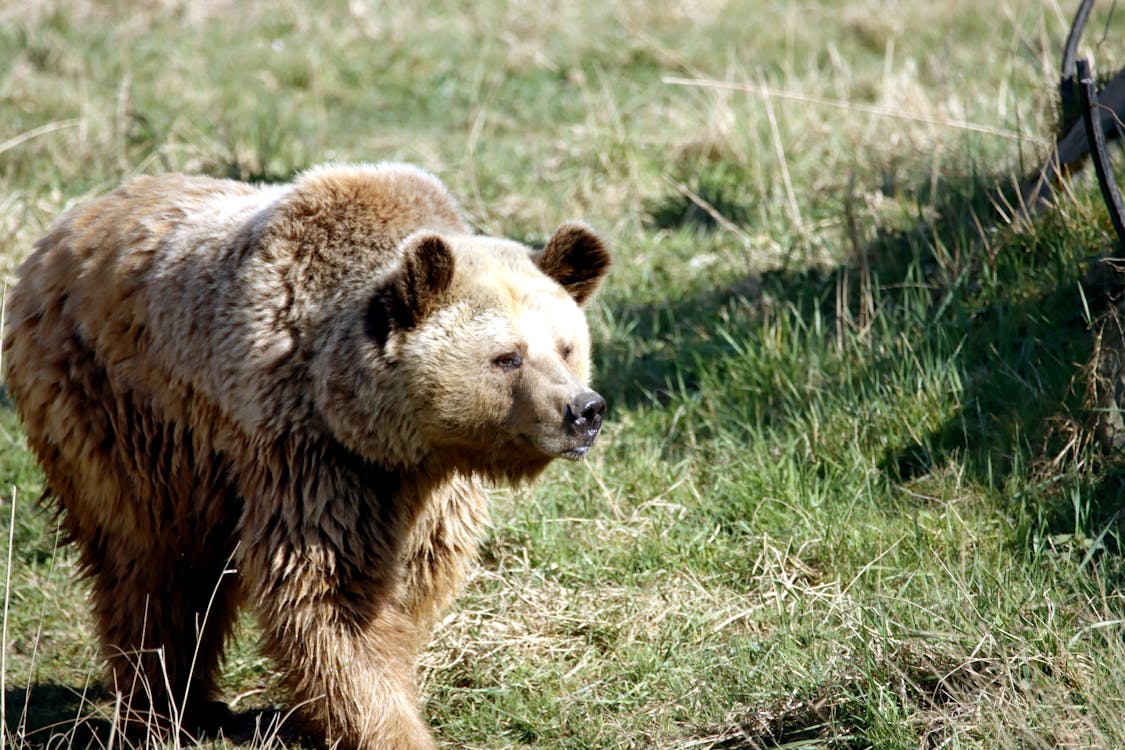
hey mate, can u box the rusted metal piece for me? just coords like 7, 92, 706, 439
1078, 58, 1125, 248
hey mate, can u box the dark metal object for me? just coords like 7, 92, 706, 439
1060, 0, 1096, 119
1078, 58, 1125, 248
1022, 1, 1125, 236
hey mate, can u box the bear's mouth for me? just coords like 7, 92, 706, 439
560, 445, 591, 460
555, 426, 602, 460
514, 432, 598, 461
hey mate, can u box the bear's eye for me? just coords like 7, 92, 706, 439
493, 352, 522, 370
560, 343, 574, 361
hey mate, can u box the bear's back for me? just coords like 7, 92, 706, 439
4, 164, 472, 447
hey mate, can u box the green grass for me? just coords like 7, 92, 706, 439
4, 1, 1125, 748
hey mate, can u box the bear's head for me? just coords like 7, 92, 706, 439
311, 219, 611, 482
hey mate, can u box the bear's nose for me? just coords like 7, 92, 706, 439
565, 391, 606, 441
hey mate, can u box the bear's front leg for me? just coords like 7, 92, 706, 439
256, 586, 437, 750
399, 474, 490, 639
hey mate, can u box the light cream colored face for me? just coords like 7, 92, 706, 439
397, 238, 602, 462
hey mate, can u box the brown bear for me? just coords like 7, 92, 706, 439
3, 162, 610, 749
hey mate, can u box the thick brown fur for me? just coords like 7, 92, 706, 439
3, 163, 610, 750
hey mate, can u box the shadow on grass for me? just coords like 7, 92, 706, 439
594, 277, 760, 413
604, 164, 1125, 562
610, 169, 1125, 748
864, 180, 1125, 577
3, 684, 291, 749
4, 684, 112, 750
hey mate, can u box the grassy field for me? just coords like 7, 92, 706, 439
4, 1, 1125, 748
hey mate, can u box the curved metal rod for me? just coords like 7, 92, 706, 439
1061, 0, 1096, 122
1063, 0, 1096, 82
1078, 58, 1125, 249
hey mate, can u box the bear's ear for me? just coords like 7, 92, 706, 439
383, 233, 455, 333
534, 222, 611, 306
